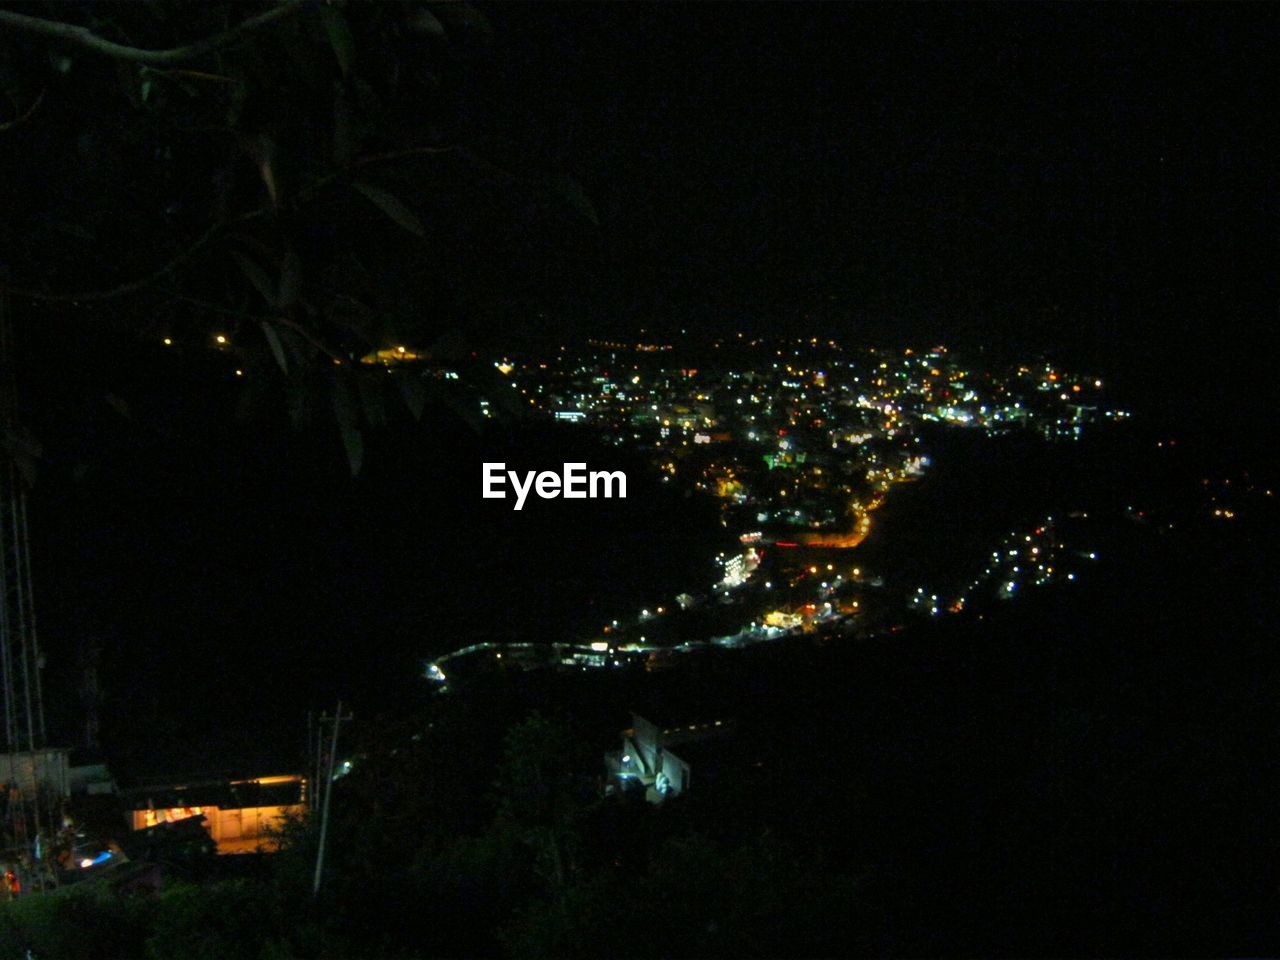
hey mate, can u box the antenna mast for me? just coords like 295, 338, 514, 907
0, 267, 54, 882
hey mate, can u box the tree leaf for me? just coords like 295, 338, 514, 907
260, 321, 289, 374
278, 249, 302, 308
233, 251, 276, 304
406, 8, 445, 37
433, 3, 491, 36
287, 375, 313, 430
1, 424, 43, 487
353, 181, 425, 237
319, 6, 356, 78
423, 378, 483, 433
338, 419, 364, 476
331, 372, 364, 475
103, 393, 133, 422
356, 371, 388, 429
397, 371, 427, 421
558, 175, 599, 225
52, 221, 95, 241
332, 84, 356, 166
241, 133, 280, 208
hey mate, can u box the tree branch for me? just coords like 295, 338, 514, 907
0, 211, 266, 303
142, 66, 237, 85
0, 89, 45, 132
0, 146, 456, 304
159, 290, 350, 363
0, 2, 307, 66
296, 144, 460, 201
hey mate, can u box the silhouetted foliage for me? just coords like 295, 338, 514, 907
1, 0, 599, 471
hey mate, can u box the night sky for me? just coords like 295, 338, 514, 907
473, 4, 1274, 436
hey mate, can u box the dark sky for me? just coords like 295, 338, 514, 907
474, 3, 1275, 430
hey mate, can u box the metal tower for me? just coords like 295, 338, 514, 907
0, 269, 54, 878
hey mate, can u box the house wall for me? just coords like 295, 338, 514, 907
631, 714, 662, 774
131, 803, 304, 852
661, 750, 691, 795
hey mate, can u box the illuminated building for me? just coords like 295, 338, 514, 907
123, 774, 306, 855
604, 713, 732, 804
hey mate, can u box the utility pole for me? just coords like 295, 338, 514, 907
312, 700, 347, 897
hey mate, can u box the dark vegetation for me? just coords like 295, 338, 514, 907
5, 503, 1277, 956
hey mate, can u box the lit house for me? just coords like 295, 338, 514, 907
604, 713, 732, 804
123, 774, 306, 854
